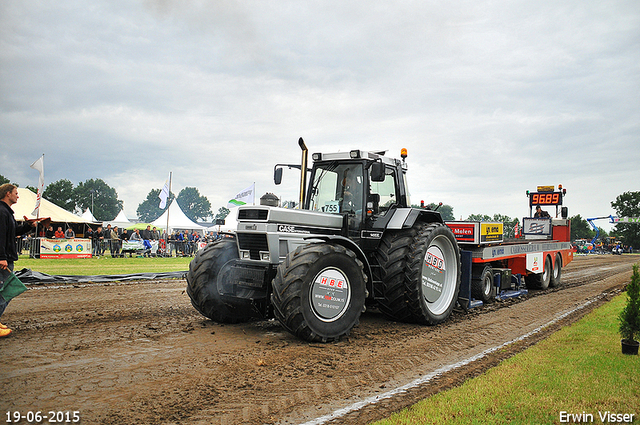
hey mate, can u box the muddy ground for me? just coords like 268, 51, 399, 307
1, 254, 638, 424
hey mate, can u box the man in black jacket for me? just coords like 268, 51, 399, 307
0, 184, 37, 337
92, 226, 104, 257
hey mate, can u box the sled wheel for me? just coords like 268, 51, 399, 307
186, 239, 263, 323
271, 243, 367, 343
471, 264, 495, 303
549, 254, 562, 287
405, 223, 462, 325
525, 255, 552, 290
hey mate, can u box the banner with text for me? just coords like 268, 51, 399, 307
40, 238, 92, 259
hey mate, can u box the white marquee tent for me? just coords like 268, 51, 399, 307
151, 200, 209, 233
81, 207, 97, 222
105, 209, 132, 229
11, 188, 94, 224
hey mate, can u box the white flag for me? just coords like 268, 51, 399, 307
30, 155, 45, 217
158, 174, 171, 209
227, 183, 255, 208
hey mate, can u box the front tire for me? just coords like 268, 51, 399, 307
271, 243, 367, 342
186, 239, 263, 323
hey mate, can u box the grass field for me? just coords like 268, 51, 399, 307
373, 294, 639, 425
17, 254, 192, 275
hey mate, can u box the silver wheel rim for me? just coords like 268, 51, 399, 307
543, 258, 550, 283
421, 235, 457, 315
483, 274, 492, 296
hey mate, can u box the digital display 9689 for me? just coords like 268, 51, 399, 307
530, 192, 563, 206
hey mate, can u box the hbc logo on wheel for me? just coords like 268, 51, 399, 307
425, 250, 444, 271
319, 276, 346, 289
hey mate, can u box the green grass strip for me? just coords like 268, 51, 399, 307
374, 294, 640, 425
16, 255, 192, 276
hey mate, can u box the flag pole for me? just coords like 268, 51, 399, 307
32, 153, 45, 239
166, 172, 172, 237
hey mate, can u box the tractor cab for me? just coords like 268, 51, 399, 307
304, 149, 410, 243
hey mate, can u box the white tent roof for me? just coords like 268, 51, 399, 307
81, 208, 97, 222
105, 209, 132, 228
112, 209, 131, 223
12, 188, 94, 224
151, 200, 208, 233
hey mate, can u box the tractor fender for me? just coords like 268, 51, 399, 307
303, 235, 373, 297
384, 207, 444, 230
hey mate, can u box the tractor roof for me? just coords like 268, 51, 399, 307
312, 149, 403, 168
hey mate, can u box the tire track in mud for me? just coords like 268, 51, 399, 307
1, 255, 637, 425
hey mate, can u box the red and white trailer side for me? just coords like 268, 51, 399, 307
446, 187, 575, 308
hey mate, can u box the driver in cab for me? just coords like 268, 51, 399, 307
340, 169, 362, 214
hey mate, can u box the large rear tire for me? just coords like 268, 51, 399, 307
405, 223, 462, 324
271, 243, 367, 342
375, 228, 418, 322
186, 239, 263, 323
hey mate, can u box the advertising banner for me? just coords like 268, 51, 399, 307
523, 218, 552, 236
480, 222, 504, 243
446, 221, 503, 244
446, 222, 477, 243
40, 238, 92, 259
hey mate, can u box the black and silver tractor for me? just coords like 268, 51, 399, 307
186, 139, 461, 342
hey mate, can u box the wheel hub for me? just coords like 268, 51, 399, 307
422, 245, 446, 303
310, 267, 352, 322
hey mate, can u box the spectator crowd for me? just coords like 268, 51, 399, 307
18, 223, 225, 258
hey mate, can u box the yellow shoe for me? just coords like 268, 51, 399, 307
0, 323, 8, 329
0, 328, 11, 338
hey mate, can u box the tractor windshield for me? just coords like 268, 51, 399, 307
308, 162, 364, 215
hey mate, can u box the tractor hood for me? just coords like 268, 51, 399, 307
237, 205, 343, 230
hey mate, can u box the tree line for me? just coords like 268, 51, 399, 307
0, 174, 217, 223
2, 174, 638, 246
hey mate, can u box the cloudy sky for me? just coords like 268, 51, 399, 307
1, 1, 638, 230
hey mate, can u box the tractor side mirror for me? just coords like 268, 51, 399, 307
274, 167, 283, 185
370, 162, 385, 182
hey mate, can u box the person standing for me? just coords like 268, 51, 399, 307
142, 225, 152, 241
130, 229, 141, 240
103, 224, 113, 254
92, 226, 104, 257
0, 184, 37, 337
534, 205, 551, 218
64, 226, 75, 238
110, 226, 121, 258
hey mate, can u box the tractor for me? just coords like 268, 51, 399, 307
186, 138, 461, 342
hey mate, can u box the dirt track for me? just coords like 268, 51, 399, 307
1, 254, 638, 424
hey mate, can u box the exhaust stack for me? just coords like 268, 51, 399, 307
298, 138, 308, 209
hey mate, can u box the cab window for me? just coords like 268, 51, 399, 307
370, 167, 398, 214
